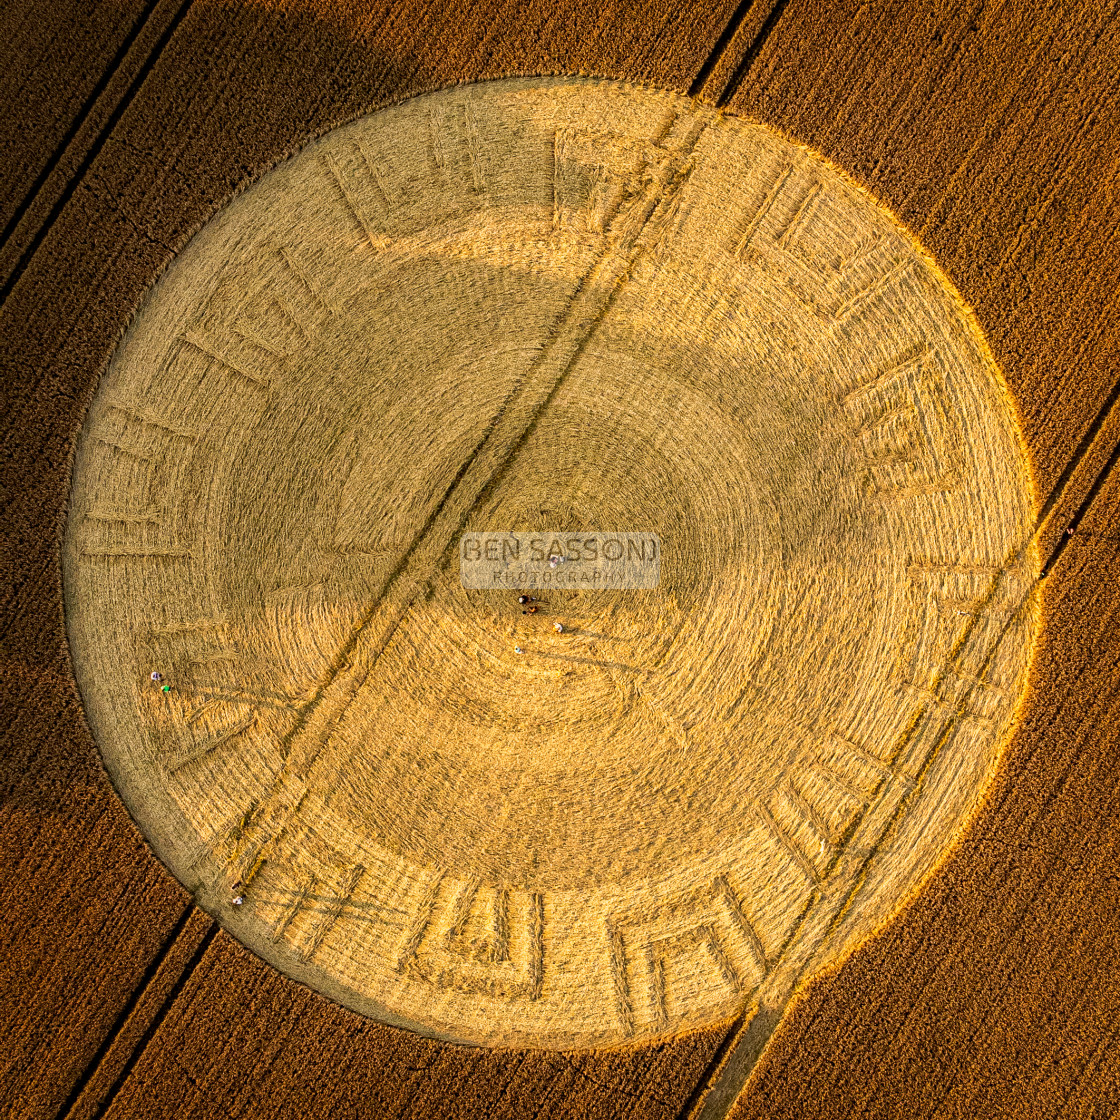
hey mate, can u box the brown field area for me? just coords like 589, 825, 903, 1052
2, 2, 1119, 1119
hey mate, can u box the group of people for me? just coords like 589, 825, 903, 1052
513, 595, 565, 654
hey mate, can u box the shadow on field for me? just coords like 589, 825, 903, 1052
0, 6, 728, 1120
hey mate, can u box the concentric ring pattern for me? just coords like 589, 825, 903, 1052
63, 77, 1039, 1048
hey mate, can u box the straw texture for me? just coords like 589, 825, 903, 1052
62, 76, 1039, 1051
2, 2, 1118, 1118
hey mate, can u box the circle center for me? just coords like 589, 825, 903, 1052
62, 77, 1039, 1048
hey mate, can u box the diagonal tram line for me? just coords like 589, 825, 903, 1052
52, 903, 215, 1120
64, 16, 1117, 1102
0, 0, 164, 264
688, 0, 764, 100
678, 11, 1120, 1113
0, 0, 195, 312
221, 106, 715, 895
18, 3, 1117, 1111
84, 917, 218, 1120
692, 0, 1120, 589
689, 396, 1115, 1120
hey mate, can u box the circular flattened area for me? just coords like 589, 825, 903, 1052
64, 78, 1040, 1048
